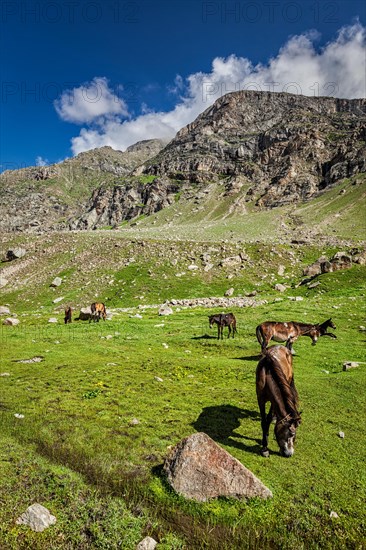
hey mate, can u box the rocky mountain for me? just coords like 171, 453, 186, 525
1, 92, 365, 232
0, 139, 168, 231
141, 91, 366, 206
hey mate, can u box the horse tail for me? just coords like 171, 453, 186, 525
256, 325, 264, 346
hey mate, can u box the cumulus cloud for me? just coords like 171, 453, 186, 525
56, 23, 365, 155
35, 156, 49, 166
54, 77, 129, 124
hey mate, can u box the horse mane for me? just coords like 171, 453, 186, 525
265, 352, 299, 417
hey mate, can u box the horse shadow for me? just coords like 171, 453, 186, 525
192, 404, 262, 454
191, 334, 217, 340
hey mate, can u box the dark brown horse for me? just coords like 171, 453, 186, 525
209, 313, 237, 340
90, 302, 107, 323
256, 318, 336, 353
256, 343, 301, 457
64, 306, 72, 324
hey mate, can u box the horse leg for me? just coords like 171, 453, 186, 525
258, 401, 272, 457
228, 325, 231, 338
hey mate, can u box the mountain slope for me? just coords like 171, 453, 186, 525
141, 91, 366, 206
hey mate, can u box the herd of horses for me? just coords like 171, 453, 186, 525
64, 302, 107, 324
64, 302, 337, 458
209, 312, 336, 457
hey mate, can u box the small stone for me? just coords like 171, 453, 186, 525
14, 413, 24, 419
52, 297, 64, 304
343, 362, 359, 371
0, 372, 10, 376
50, 277, 62, 287
136, 536, 158, 550
338, 431, 345, 439
129, 418, 140, 426
224, 287, 234, 297
330, 511, 339, 519
154, 376, 163, 382
275, 283, 287, 293
48, 318, 58, 323
159, 305, 173, 316
3, 318, 20, 326
16, 503, 56, 532
0, 306, 11, 315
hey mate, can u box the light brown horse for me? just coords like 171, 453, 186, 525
90, 302, 107, 322
256, 318, 336, 353
209, 313, 237, 340
256, 343, 301, 457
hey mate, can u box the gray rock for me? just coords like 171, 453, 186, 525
0, 306, 11, 315
159, 305, 173, 316
52, 297, 64, 304
6, 248, 26, 260
3, 318, 19, 326
48, 318, 58, 323
136, 536, 158, 550
274, 283, 287, 292
224, 287, 234, 297
16, 503, 56, 532
164, 432, 272, 502
50, 277, 62, 287
0, 278, 8, 288
343, 361, 360, 371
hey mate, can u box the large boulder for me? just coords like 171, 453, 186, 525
164, 432, 272, 502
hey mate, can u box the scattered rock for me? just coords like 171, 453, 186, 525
343, 361, 360, 371
0, 372, 10, 376
6, 248, 26, 261
308, 281, 321, 289
330, 511, 339, 519
14, 413, 25, 419
0, 306, 11, 315
48, 318, 58, 323
52, 297, 64, 304
159, 305, 173, 316
154, 376, 164, 382
3, 318, 19, 326
0, 278, 8, 288
129, 418, 140, 426
338, 431, 345, 439
275, 283, 287, 293
164, 432, 273, 502
136, 536, 158, 550
278, 265, 285, 276
188, 264, 199, 271
224, 287, 234, 297
16, 356, 44, 364
16, 503, 56, 532
50, 277, 62, 287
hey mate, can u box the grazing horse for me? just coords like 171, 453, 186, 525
256, 343, 301, 457
256, 318, 336, 353
64, 306, 72, 324
90, 302, 107, 323
209, 313, 237, 340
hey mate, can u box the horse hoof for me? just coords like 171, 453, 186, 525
261, 450, 270, 458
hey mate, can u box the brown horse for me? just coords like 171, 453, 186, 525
256, 343, 301, 457
256, 318, 336, 353
64, 306, 72, 324
90, 302, 107, 322
209, 313, 237, 340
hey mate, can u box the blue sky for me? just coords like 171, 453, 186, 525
1, 0, 365, 171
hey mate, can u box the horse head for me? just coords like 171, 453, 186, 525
208, 315, 215, 329
274, 414, 301, 457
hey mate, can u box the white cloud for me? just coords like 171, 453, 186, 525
35, 156, 49, 166
54, 77, 129, 124
56, 23, 366, 155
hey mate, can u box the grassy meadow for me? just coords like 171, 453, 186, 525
0, 176, 365, 548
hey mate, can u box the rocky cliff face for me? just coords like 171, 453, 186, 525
142, 91, 366, 206
0, 140, 168, 231
1, 92, 365, 232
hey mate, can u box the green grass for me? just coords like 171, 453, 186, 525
1, 266, 365, 548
